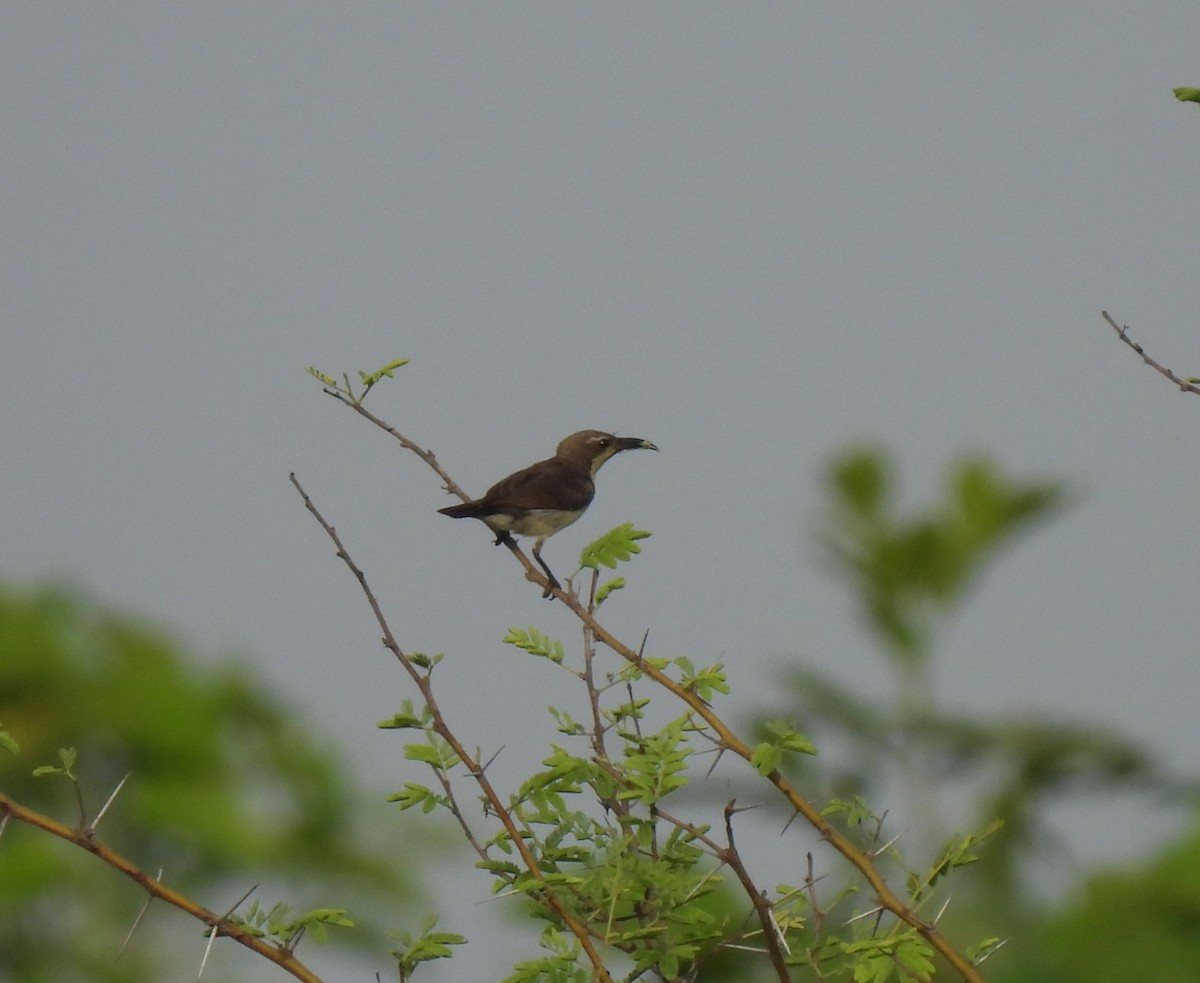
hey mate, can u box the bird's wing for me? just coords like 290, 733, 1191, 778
482, 458, 594, 512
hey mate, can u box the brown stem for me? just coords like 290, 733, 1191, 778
1102, 310, 1200, 394
0, 793, 323, 983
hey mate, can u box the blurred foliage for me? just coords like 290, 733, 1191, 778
0, 582, 421, 983
999, 817, 1200, 983
821, 446, 1065, 665
757, 446, 1196, 976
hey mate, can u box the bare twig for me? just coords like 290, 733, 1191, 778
723, 799, 792, 982
1102, 311, 1200, 394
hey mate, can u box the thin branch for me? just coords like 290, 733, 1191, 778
722, 800, 792, 982
322, 389, 469, 498
289, 473, 614, 983
430, 764, 488, 859
0, 794, 322, 983
1102, 311, 1200, 394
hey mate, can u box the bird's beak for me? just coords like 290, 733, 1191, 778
616, 437, 658, 453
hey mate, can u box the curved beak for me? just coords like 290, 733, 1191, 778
617, 436, 658, 453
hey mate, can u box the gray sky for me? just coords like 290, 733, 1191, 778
5, 4, 1199, 979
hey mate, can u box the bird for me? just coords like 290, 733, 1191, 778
438, 429, 658, 596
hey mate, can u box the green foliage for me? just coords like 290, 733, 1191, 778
504, 625, 566, 664
593, 576, 625, 606
822, 446, 1064, 664
358, 358, 410, 386
403, 735, 461, 770
0, 723, 19, 756
306, 358, 410, 402
501, 927, 589, 983
32, 746, 78, 780
617, 714, 694, 805
1173, 86, 1200, 104
390, 913, 467, 981
0, 583, 421, 982
675, 656, 730, 702
225, 899, 354, 946
907, 821, 1005, 901
750, 719, 816, 776
997, 818, 1200, 983
749, 446, 1198, 981
578, 523, 651, 570
387, 782, 444, 814
377, 699, 432, 730
842, 935, 935, 983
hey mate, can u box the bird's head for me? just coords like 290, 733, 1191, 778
557, 430, 658, 475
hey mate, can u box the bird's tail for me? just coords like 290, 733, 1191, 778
438, 502, 487, 519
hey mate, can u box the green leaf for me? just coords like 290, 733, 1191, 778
676, 658, 730, 701
390, 914, 467, 974
822, 796, 874, 825
377, 713, 424, 730
1174, 86, 1200, 104
967, 936, 1007, 963
750, 742, 782, 776
594, 576, 625, 605
387, 783, 443, 813
358, 358, 410, 387
503, 626, 565, 663
377, 699, 429, 730
409, 651, 443, 670
579, 523, 652, 570
305, 365, 339, 387
0, 724, 19, 755
761, 719, 816, 756
32, 765, 63, 778
404, 740, 459, 769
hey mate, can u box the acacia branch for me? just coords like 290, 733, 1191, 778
0, 793, 323, 983
314, 398, 986, 982
289, 473, 613, 983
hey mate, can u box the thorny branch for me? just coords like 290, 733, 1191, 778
0, 792, 323, 983
309, 392, 989, 983
288, 473, 615, 983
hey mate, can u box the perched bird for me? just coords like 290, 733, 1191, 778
438, 429, 658, 596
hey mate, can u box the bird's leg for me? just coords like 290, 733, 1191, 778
492, 530, 514, 547
531, 538, 560, 598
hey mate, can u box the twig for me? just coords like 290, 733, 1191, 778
1102, 311, 1200, 394
723, 799, 793, 982
0, 794, 322, 983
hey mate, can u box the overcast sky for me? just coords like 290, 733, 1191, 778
5, 4, 1200, 979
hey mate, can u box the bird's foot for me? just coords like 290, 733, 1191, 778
541, 575, 560, 599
